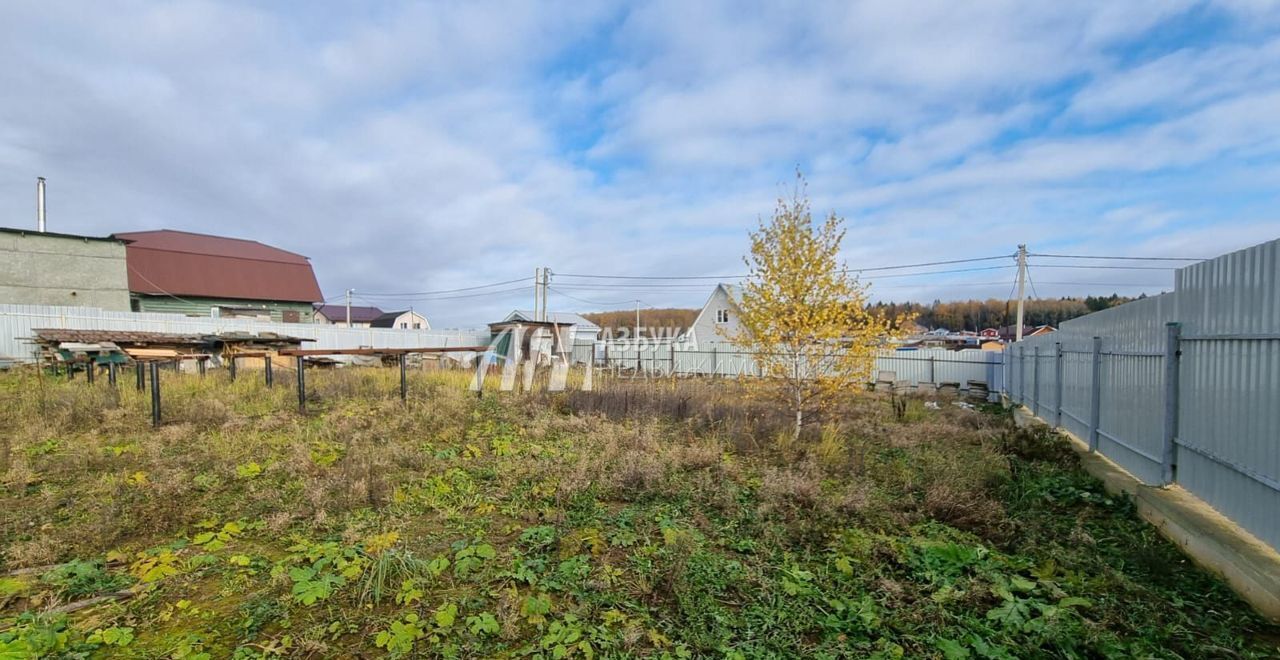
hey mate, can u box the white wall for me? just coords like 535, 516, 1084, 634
0, 303, 488, 363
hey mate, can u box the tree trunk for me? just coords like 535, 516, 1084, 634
793, 389, 804, 441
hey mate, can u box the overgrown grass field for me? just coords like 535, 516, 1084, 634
1, 367, 1277, 658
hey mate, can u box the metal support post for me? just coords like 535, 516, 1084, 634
1017, 347, 1025, 404
1053, 342, 1063, 428
229, 356, 237, 381
198, 358, 206, 377
399, 353, 408, 402
264, 356, 273, 388
1032, 345, 1040, 416
86, 361, 95, 385
928, 355, 936, 384
107, 361, 117, 387
296, 356, 306, 412
136, 362, 145, 391
1088, 336, 1101, 452
149, 362, 161, 428
1161, 323, 1182, 485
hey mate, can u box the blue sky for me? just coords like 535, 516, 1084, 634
1, 1, 1278, 326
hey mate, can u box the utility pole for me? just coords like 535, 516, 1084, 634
542, 268, 551, 322
533, 267, 546, 322
1014, 244, 1027, 342
345, 289, 354, 327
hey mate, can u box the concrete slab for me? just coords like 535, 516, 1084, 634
1012, 405, 1280, 622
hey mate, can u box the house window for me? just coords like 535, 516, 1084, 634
715, 309, 730, 324
400, 322, 407, 329
413, 323, 421, 329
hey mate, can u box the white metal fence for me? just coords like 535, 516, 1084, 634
1009, 237, 1280, 552
0, 304, 491, 363
598, 341, 1005, 390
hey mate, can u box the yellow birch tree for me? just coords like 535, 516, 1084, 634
732, 176, 890, 440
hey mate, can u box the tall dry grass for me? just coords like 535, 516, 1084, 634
0, 363, 1015, 570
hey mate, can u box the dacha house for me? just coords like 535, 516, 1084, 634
114, 229, 323, 322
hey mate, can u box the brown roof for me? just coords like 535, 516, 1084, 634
114, 229, 323, 303
314, 304, 384, 323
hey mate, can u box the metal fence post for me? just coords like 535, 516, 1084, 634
399, 353, 408, 402
1053, 342, 1063, 428
296, 356, 306, 412
86, 361, 95, 385
1017, 347, 1025, 404
198, 358, 206, 378
1161, 322, 1182, 485
136, 362, 145, 391
149, 362, 161, 428
229, 355, 237, 381
711, 345, 718, 377
1088, 336, 1101, 452
107, 361, 117, 387
264, 356, 273, 388
1032, 345, 1040, 416
928, 355, 936, 384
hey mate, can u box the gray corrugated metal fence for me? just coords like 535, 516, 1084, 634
0, 304, 491, 362
1009, 238, 1279, 551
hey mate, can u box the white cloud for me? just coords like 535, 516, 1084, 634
0, 1, 1278, 325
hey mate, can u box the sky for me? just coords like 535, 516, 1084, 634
2, 1, 1279, 327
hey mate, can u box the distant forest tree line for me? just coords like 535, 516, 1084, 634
581, 308, 699, 335
871, 294, 1138, 332
582, 295, 1137, 335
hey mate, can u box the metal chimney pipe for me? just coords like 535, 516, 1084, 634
36, 177, 47, 232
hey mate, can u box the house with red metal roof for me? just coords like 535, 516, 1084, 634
113, 229, 323, 323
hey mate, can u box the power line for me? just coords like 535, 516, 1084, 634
553, 253, 1015, 280
127, 265, 198, 305
1026, 264, 1040, 299
1026, 263, 1178, 271
1028, 253, 1209, 261
864, 265, 1015, 279
852, 254, 1014, 272
870, 280, 1169, 289
552, 264, 1016, 288
554, 272, 741, 281
353, 285, 534, 303
358, 276, 533, 297
548, 287, 643, 307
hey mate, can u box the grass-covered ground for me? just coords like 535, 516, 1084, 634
0, 366, 1277, 658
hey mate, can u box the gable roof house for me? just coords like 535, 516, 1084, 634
504, 310, 601, 344
370, 310, 431, 330
313, 304, 385, 327
683, 283, 743, 351
998, 324, 1056, 341
113, 229, 323, 322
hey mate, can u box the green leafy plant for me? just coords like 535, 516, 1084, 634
466, 612, 500, 636
375, 613, 426, 657
41, 560, 132, 598
452, 540, 496, 578
0, 613, 72, 658
288, 565, 345, 606
86, 626, 135, 647
192, 520, 245, 551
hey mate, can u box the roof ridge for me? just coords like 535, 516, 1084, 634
113, 229, 311, 261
